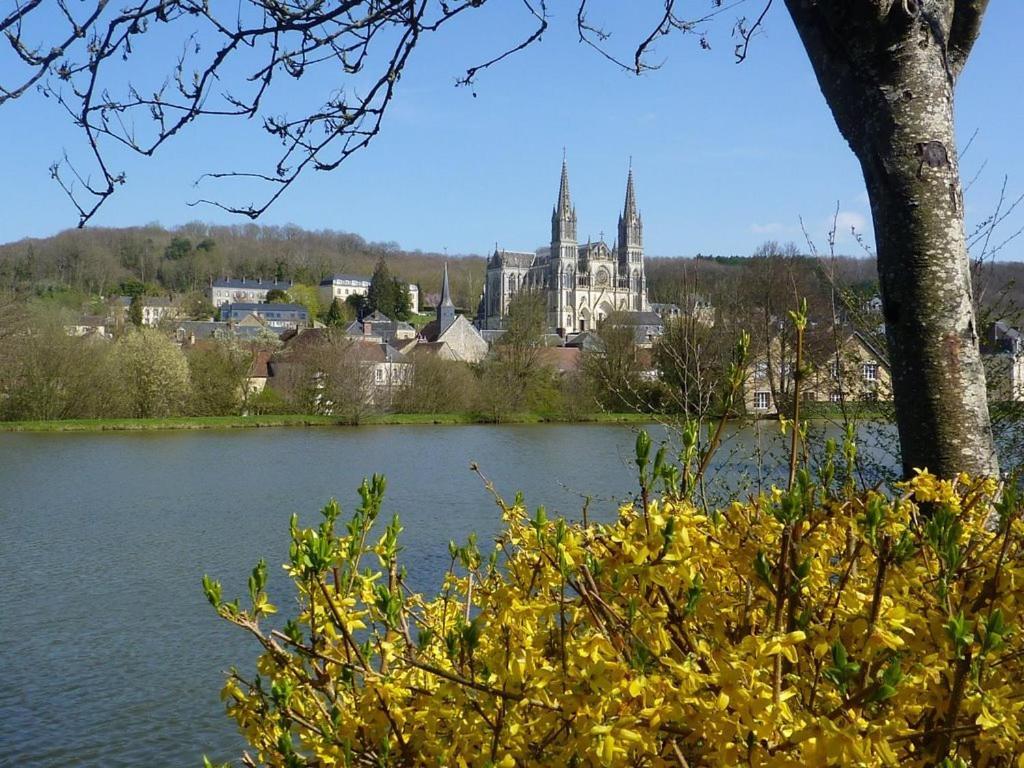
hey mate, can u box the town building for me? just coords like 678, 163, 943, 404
745, 330, 892, 415
418, 263, 489, 364
344, 310, 416, 346
209, 278, 293, 308
982, 320, 1024, 402
480, 160, 649, 334
319, 274, 420, 314
117, 295, 182, 327
66, 315, 109, 338
219, 302, 309, 330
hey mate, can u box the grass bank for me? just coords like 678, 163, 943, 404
0, 412, 656, 433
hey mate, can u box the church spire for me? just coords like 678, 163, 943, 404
557, 157, 572, 217
437, 261, 456, 334
618, 163, 643, 260
623, 166, 638, 222
551, 155, 577, 246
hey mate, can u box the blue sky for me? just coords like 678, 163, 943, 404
1, 2, 1022, 258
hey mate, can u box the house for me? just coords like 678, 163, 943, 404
319, 275, 421, 313
652, 295, 715, 327
745, 330, 892, 415
352, 340, 411, 406
417, 263, 489, 364
269, 329, 411, 408
210, 278, 293, 308
605, 311, 665, 348
982, 320, 1024, 402
66, 315, 109, 337
118, 295, 182, 327
220, 302, 309, 330
247, 350, 273, 396
344, 310, 416, 345
173, 320, 284, 346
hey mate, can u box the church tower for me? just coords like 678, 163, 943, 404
550, 158, 577, 331
437, 261, 456, 334
617, 167, 646, 311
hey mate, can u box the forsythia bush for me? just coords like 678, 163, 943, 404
204, 435, 1024, 767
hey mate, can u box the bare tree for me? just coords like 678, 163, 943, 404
0, 1, 547, 225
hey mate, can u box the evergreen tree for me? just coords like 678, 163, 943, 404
325, 297, 346, 327
128, 293, 143, 327
367, 258, 395, 318
392, 278, 411, 321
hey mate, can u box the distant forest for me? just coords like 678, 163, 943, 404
1, 223, 1023, 321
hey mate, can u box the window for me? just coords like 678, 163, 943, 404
375, 368, 384, 383
754, 361, 769, 379
862, 363, 879, 382
830, 391, 843, 403
754, 391, 772, 410
829, 361, 840, 379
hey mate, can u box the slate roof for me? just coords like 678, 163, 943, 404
613, 311, 663, 327
175, 320, 284, 341
491, 249, 536, 269
564, 330, 603, 351
350, 340, 405, 363
222, 302, 308, 314
212, 278, 292, 289
419, 319, 441, 342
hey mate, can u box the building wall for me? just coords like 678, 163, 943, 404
319, 279, 371, 308
438, 316, 488, 363
744, 335, 892, 415
984, 353, 1024, 402
483, 254, 647, 333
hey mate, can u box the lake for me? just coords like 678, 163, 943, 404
0, 422, 890, 766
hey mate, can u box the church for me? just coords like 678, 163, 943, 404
479, 160, 649, 334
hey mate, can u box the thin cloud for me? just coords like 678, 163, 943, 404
835, 210, 869, 234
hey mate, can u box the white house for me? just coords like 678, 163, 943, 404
319, 274, 420, 313
118, 296, 182, 327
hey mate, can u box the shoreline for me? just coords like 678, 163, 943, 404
0, 412, 658, 433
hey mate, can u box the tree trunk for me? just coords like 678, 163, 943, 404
785, 1, 998, 479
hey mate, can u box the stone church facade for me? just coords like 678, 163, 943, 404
479, 161, 649, 334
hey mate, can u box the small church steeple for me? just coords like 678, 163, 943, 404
437, 261, 456, 334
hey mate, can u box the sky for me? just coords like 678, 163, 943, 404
1, 2, 1022, 259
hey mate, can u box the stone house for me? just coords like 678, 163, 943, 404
981, 320, 1024, 402
416, 263, 489, 364
220, 302, 309, 330
210, 278, 293, 308
344, 310, 416, 345
745, 330, 891, 415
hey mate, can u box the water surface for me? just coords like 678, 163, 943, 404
0, 421, 889, 766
